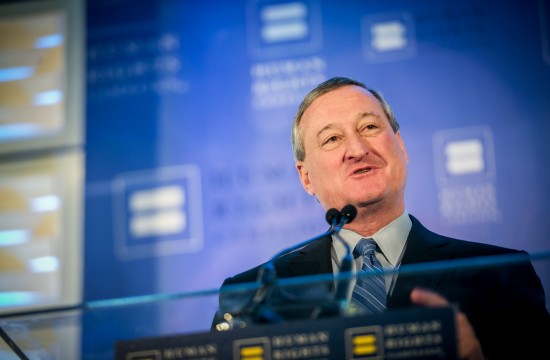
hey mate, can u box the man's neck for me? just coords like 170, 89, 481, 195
342, 202, 405, 237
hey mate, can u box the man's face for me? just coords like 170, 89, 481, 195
296, 85, 408, 213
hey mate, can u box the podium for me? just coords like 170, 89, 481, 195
114, 307, 457, 360
3, 250, 549, 359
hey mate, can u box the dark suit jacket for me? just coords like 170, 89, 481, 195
214, 215, 550, 359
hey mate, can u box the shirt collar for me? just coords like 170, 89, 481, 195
332, 210, 411, 266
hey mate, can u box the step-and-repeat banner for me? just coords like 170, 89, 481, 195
84, 0, 550, 336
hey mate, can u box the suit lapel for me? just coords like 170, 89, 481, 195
389, 215, 455, 308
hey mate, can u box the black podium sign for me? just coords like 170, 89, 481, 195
115, 307, 456, 360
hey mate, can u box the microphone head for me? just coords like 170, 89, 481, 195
325, 208, 341, 226
340, 204, 357, 224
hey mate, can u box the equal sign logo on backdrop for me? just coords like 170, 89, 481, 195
247, 0, 322, 58
128, 185, 186, 239
433, 126, 500, 225
444, 139, 485, 176
433, 126, 495, 185
112, 165, 203, 260
361, 12, 416, 63
260, 1, 309, 44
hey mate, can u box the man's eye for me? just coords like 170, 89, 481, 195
360, 124, 379, 134
323, 136, 338, 145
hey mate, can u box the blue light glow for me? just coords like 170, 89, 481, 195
29, 256, 59, 273
0, 292, 38, 307
0, 230, 29, 247
0, 124, 41, 141
33, 90, 63, 106
34, 33, 63, 49
31, 195, 61, 212
0, 67, 34, 82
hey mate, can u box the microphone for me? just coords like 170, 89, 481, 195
330, 205, 357, 305
325, 208, 341, 227
329, 204, 357, 231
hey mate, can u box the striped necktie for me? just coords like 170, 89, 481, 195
351, 238, 387, 314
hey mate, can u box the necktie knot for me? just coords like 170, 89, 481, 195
354, 238, 378, 258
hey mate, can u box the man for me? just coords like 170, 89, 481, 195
213, 77, 550, 359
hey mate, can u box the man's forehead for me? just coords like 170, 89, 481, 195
314, 111, 381, 134
302, 91, 384, 129
306, 86, 379, 115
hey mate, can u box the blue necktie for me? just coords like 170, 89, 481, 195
352, 238, 387, 313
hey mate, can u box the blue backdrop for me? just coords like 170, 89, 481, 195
84, 0, 550, 342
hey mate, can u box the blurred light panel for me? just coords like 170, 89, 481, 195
0, 11, 66, 143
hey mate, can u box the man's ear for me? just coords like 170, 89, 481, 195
396, 131, 409, 163
296, 161, 315, 195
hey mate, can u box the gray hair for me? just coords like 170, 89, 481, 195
291, 76, 400, 161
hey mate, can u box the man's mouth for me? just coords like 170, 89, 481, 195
354, 167, 372, 174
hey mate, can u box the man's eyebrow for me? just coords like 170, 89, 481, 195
315, 124, 335, 140
357, 111, 380, 120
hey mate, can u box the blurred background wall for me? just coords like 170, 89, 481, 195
1, 0, 549, 356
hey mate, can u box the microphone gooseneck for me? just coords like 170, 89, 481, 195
330, 204, 357, 306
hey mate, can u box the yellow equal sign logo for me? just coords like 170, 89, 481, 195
240, 345, 264, 360
353, 334, 378, 356
233, 337, 270, 360
345, 325, 384, 359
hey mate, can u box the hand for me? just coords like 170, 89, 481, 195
410, 287, 485, 360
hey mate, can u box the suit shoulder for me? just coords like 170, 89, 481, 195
409, 214, 524, 258
221, 235, 332, 287
222, 264, 263, 286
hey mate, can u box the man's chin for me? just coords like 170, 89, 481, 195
323, 194, 383, 212
353, 195, 390, 209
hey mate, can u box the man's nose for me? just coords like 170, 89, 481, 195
345, 133, 369, 160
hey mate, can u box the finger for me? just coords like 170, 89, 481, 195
410, 287, 449, 307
